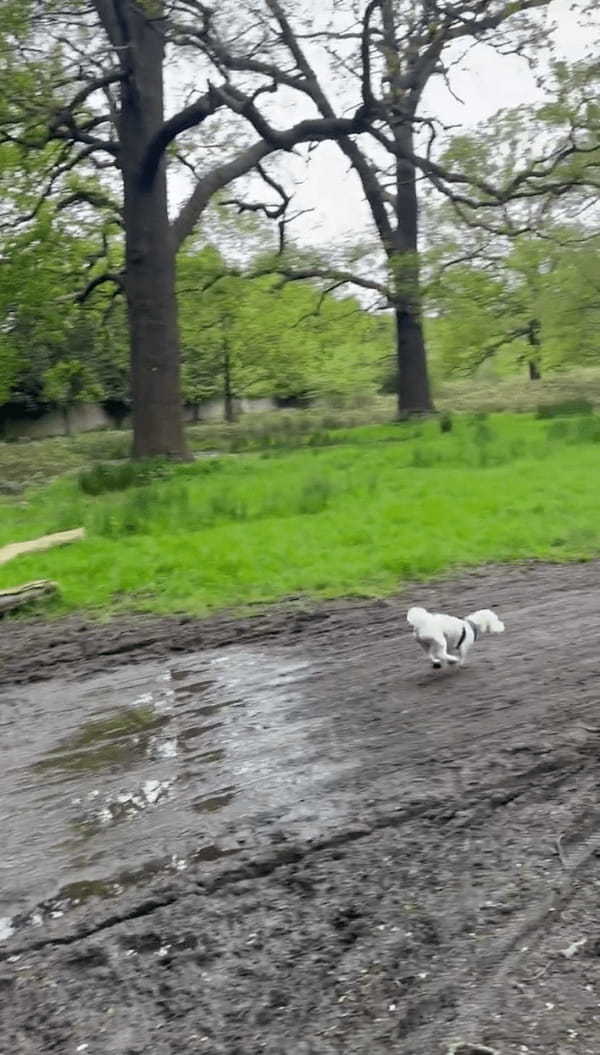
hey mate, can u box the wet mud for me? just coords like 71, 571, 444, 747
2, 561, 600, 1053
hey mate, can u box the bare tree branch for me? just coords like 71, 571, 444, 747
251, 265, 392, 299
171, 139, 273, 248
141, 87, 222, 188
75, 271, 124, 303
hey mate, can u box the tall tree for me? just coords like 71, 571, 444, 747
0, 1, 375, 456
193, 0, 594, 414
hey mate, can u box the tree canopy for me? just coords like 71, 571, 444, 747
0, 5, 599, 439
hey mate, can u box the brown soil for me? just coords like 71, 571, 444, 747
2, 560, 600, 1054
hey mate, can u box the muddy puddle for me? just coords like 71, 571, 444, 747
0, 644, 353, 936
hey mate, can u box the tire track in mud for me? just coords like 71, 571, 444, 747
3, 774, 600, 1055
398, 756, 600, 1052
425, 842, 600, 1051
1, 737, 594, 961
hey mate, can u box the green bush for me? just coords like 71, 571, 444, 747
78, 460, 170, 495
536, 398, 594, 419
546, 416, 600, 444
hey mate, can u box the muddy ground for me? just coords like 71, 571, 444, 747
2, 561, 600, 1054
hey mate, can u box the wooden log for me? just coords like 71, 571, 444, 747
0, 579, 58, 614
0, 527, 85, 567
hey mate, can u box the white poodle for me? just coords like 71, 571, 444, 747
407, 605, 505, 669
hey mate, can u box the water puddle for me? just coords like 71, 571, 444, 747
33, 706, 170, 776
71, 777, 175, 838
1, 644, 354, 940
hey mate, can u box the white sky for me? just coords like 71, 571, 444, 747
170, 0, 594, 253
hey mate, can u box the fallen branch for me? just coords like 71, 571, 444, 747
0, 528, 85, 567
0, 580, 58, 614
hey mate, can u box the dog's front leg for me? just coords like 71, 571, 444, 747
428, 643, 444, 668
429, 641, 458, 669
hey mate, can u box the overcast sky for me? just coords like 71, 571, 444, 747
170, 0, 593, 254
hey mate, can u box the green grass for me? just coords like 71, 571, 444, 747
434, 367, 600, 414
0, 405, 395, 486
2, 411, 600, 618
5, 368, 600, 489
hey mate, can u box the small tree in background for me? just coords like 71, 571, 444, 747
423, 60, 600, 379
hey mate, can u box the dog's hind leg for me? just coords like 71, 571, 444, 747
457, 641, 471, 667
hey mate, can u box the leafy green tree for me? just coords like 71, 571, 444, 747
0, 208, 391, 425
177, 247, 390, 416
426, 230, 600, 378
0, 207, 122, 411
535, 240, 600, 370
421, 57, 600, 380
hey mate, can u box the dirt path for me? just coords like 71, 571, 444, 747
2, 561, 600, 1054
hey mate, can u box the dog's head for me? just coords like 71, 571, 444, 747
466, 608, 505, 635
407, 606, 429, 630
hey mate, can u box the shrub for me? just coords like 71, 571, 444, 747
546, 416, 600, 444
297, 476, 334, 514
78, 459, 170, 495
536, 398, 594, 419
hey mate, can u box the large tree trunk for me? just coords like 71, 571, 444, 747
527, 319, 542, 381
390, 130, 433, 416
393, 302, 433, 414
223, 340, 236, 423
118, 3, 189, 459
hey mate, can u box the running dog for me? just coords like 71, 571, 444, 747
407, 606, 505, 669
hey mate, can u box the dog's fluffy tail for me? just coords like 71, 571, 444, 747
466, 608, 504, 634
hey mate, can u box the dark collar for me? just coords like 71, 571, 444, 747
458, 618, 479, 647
465, 617, 480, 641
